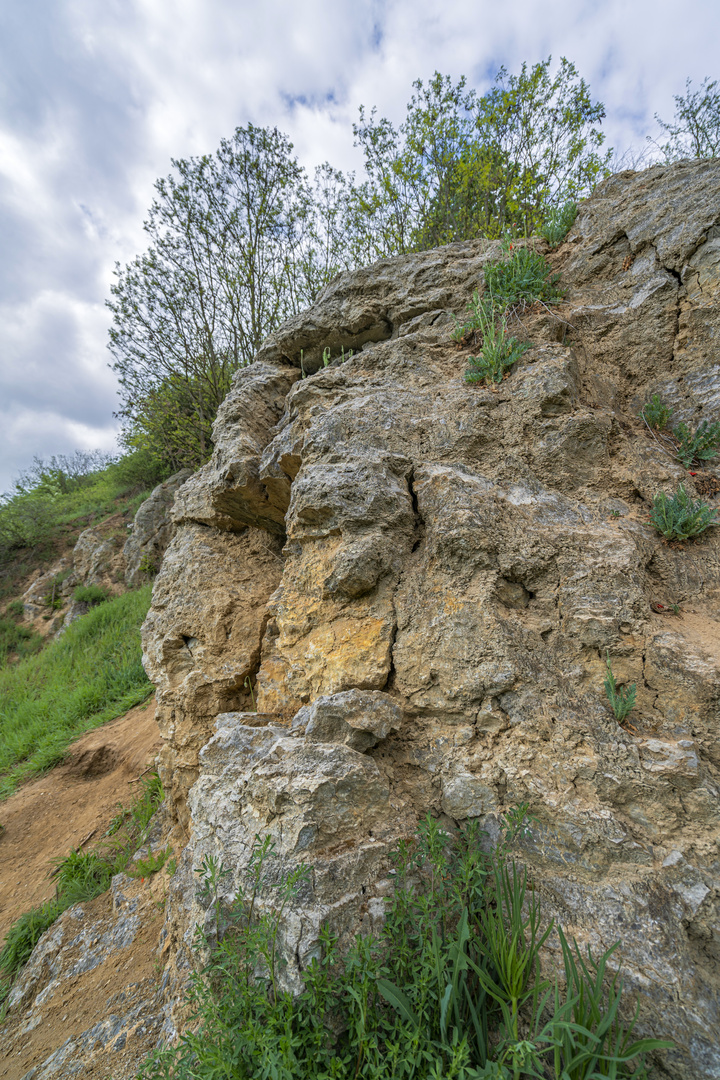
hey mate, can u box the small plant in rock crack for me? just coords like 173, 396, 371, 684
649, 483, 718, 540
672, 419, 720, 468
483, 244, 564, 309
539, 201, 578, 248
463, 301, 530, 387
639, 394, 673, 431
604, 652, 637, 723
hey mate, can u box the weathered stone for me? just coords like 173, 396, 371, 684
142, 524, 284, 828
291, 688, 402, 751
136, 159, 720, 1079
124, 469, 192, 587
171, 362, 300, 533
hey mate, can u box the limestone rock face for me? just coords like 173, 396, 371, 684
124, 469, 192, 587
143, 160, 720, 1078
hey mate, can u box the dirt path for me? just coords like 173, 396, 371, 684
0, 698, 161, 944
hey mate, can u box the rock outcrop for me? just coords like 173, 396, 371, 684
124, 469, 192, 588
143, 160, 720, 1078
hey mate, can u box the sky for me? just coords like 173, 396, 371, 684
0, 0, 717, 492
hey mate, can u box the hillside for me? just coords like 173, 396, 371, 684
1, 159, 719, 1079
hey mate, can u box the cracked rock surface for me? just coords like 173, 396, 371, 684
141, 160, 720, 1078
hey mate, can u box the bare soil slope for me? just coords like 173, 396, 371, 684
0, 699, 160, 942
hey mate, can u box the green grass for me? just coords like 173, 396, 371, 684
0, 616, 43, 667
0, 586, 153, 798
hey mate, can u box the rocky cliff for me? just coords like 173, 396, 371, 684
144, 160, 720, 1078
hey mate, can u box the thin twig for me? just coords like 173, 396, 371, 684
641, 415, 679, 461
128, 766, 154, 784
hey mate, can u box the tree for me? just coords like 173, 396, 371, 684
652, 77, 720, 161
108, 125, 320, 470
352, 59, 612, 254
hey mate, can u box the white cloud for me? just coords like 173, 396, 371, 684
1, 0, 718, 490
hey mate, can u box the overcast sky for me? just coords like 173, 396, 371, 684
0, 0, 717, 492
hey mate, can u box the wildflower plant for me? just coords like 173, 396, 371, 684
464, 304, 530, 386
539, 201, 578, 248
458, 243, 564, 390
672, 419, 720, 469
639, 395, 673, 431
650, 484, 718, 541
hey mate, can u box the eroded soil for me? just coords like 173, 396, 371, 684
0, 699, 174, 1080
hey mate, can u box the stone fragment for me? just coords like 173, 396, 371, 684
290, 689, 402, 751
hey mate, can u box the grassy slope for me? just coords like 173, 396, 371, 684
0, 586, 153, 798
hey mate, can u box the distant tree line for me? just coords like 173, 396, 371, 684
107, 62, 719, 474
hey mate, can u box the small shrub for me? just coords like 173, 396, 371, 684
640, 395, 673, 431
650, 484, 718, 540
138, 553, 158, 578
539, 201, 578, 247
483, 244, 564, 308
73, 584, 110, 606
6, 601, 24, 619
604, 652, 637, 723
673, 419, 720, 468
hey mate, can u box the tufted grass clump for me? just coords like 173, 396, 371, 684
639, 395, 673, 431
463, 301, 530, 386
604, 652, 636, 723
483, 243, 564, 309
650, 484, 718, 541
140, 814, 671, 1080
73, 583, 111, 607
539, 201, 578, 248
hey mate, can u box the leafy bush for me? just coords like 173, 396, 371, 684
673, 419, 720, 468
604, 653, 636, 723
639, 395, 673, 431
483, 244, 564, 309
73, 584, 111, 607
0, 773, 163, 986
141, 815, 670, 1080
0, 587, 153, 797
649, 484, 718, 541
539, 201, 577, 247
